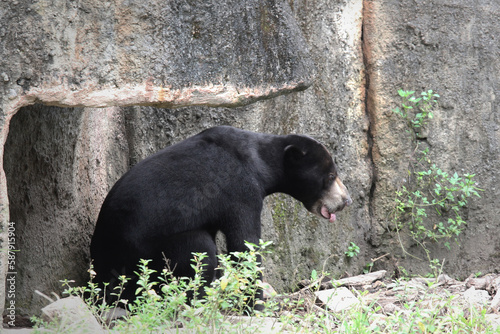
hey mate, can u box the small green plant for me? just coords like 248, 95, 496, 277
32, 243, 500, 333
33, 240, 277, 333
308, 269, 320, 291
397, 266, 410, 279
206, 240, 276, 315
363, 261, 374, 274
58, 266, 130, 326
391, 89, 482, 276
345, 242, 360, 258
394, 164, 480, 247
392, 89, 439, 138
118, 257, 203, 332
425, 258, 444, 279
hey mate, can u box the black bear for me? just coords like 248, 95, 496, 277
90, 126, 352, 303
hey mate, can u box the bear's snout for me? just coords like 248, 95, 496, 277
334, 177, 352, 209
311, 176, 352, 223
343, 190, 353, 207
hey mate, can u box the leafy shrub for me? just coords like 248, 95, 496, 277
390, 90, 482, 276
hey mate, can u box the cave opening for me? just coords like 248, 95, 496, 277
3, 105, 106, 316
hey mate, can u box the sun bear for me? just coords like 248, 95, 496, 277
90, 126, 352, 303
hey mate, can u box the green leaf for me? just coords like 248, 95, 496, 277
311, 269, 318, 281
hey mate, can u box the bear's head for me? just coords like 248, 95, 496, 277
283, 136, 352, 222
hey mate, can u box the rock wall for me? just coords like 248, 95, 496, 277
364, 0, 500, 276
0, 0, 314, 109
0, 0, 316, 316
2, 0, 500, 318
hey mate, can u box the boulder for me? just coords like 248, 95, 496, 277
314, 287, 359, 313
41, 297, 104, 334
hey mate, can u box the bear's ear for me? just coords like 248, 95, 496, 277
284, 145, 306, 165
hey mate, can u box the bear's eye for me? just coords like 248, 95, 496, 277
327, 174, 336, 185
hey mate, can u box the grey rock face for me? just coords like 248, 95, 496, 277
363, 0, 500, 276
0, 0, 314, 109
1, 0, 500, 319
0, 0, 316, 315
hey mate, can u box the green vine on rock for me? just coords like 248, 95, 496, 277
390, 90, 482, 277
392, 89, 439, 139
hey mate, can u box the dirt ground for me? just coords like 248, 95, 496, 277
280, 270, 500, 332
3, 271, 500, 332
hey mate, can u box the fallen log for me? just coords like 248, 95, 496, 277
326, 270, 387, 289
465, 274, 499, 291
297, 270, 387, 291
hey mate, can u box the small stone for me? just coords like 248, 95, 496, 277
1, 72, 9, 82
41, 297, 104, 333
315, 287, 359, 313
228, 316, 287, 333
382, 302, 398, 314
462, 286, 491, 306
8, 89, 17, 100
261, 281, 277, 299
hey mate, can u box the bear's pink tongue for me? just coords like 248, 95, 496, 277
321, 206, 336, 222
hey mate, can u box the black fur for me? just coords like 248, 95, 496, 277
90, 126, 351, 303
